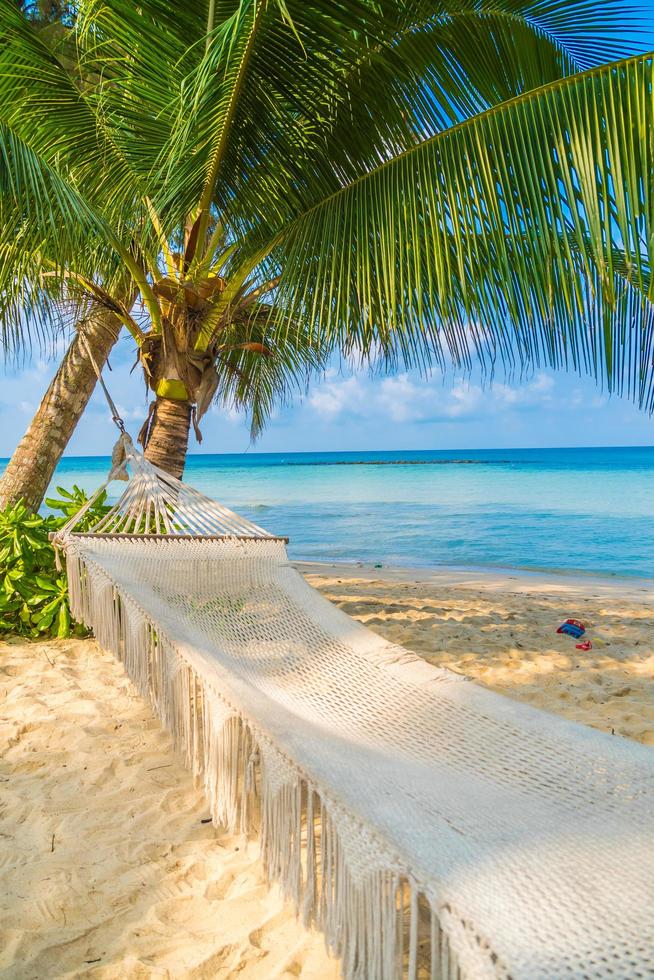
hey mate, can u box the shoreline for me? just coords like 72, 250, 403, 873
294, 559, 654, 602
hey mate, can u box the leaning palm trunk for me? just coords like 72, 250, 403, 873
0, 309, 123, 512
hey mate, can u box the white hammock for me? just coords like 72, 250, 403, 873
55, 436, 654, 980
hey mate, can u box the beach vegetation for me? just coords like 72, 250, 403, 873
0, 487, 109, 638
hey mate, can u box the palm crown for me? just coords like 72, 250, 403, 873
0, 0, 652, 475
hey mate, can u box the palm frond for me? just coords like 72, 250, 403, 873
214, 303, 329, 439
213, 0, 651, 246
2, 0, 653, 426
0, 121, 147, 353
0, 3, 141, 216
250, 53, 654, 405
73, 0, 206, 188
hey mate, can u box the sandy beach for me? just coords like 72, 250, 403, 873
2, 564, 653, 978
304, 562, 654, 745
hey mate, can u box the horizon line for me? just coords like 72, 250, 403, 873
3, 442, 654, 462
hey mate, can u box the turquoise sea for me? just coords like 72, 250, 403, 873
10, 445, 653, 579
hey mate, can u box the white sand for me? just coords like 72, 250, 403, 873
1, 564, 653, 977
302, 562, 654, 745
0, 637, 338, 979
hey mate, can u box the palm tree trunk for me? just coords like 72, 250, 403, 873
142, 397, 191, 480
0, 310, 124, 513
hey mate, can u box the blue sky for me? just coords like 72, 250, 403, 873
2, 329, 654, 457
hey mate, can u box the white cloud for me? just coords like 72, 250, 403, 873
490, 373, 554, 407
445, 383, 483, 418
377, 375, 433, 422
114, 402, 148, 422
306, 370, 557, 427
219, 404, 244, 425
308, 371, 368, 418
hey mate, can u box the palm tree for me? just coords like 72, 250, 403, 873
0, 1, 129, 513
0, 0, 652, 480
0, 10, 328, 485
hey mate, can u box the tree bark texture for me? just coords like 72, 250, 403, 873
0, 310, 124, 513
142, 397, 191, 480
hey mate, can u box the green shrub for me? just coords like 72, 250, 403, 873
0, 486, 110, 639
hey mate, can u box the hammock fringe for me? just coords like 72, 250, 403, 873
66, 548, 467, 980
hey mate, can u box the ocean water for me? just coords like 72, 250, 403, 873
12, 445, 654, 579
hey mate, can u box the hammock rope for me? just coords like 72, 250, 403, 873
54, 358, 654, 978
78, 328, 126, 434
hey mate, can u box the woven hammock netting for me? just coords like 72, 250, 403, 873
55, 435, 654, 980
